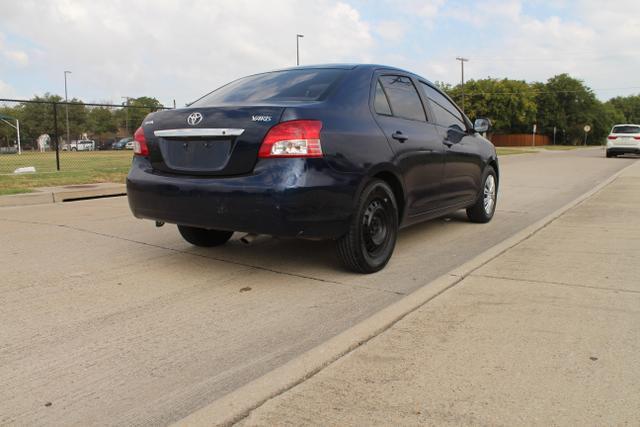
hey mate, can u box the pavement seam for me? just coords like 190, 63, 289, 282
0, 217, 406, 297
471, 273, 640, 295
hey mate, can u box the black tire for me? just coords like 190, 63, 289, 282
177, 225, 234, 247
71, 147, 77, 152
466, 166, 498, 223
337, 179, 398, 274
606, 150, 615, 158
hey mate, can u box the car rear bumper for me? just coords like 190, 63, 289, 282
126, 156, 360, 238
607, 146, 640, 155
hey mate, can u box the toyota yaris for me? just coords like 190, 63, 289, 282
127, 64, 499, 273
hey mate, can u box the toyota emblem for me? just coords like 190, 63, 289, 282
187, 112, 203, 126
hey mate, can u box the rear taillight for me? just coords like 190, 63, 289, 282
634, 136, 640, 140
133, 126, 149, 156
608, 136, 618, 140
258, 120, 323, 158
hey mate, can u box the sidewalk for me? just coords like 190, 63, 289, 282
239, 161, 640, 426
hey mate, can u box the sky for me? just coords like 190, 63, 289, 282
1, 0, 639, 107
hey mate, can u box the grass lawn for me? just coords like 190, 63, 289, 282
496, 147, 538, 156
0, 151, 132, 195
542, 145, 582, 151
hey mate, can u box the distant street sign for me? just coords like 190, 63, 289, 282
584, 125, 591, 133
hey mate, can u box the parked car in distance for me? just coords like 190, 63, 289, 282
606, 124, 640, 157
127, 64, 499, 273
62, 139, 95, 151
112, 137, 132, 150
96, 138, 117, 150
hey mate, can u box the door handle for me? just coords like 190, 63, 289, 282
392, 131, 408, 143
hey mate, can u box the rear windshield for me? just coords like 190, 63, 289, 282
612, 125, 640, 134
191, 69, 347, 106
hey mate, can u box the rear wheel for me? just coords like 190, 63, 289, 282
177, 225, 234, 247
606, 150, 615, 158
337, 179, 398, 274
466, 166, 497, 223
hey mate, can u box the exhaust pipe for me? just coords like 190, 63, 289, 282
240, 233, 259, 245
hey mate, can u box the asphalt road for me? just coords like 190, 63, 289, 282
0, 148, 635, 425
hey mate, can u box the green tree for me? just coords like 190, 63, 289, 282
14, 94, 63, 149
0, 104, 20, 149
86, 107, 117, 136
117, 97, 164, 135
534, 74, 607, 144
445, 78, 538, 133
64, 97, 88, 141
606, 95, 640, 124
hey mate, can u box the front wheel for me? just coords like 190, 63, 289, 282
337, 179, 398, 274
177, 225, 234, 247
466, 166, 498, 223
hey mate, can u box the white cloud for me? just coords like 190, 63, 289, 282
0, 0, 374, 105
2, 0, 640, 104
0, 79, 16, 98
375, 20, 406, 42
0, 33, 29, 67
407, 0, 640, 99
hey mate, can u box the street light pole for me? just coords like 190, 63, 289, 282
296, 34, 304, 66
455, 57, 469, 113
64, 70, 72, 145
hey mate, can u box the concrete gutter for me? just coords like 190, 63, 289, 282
0, 183, 126, 207
175, 159, 639, 427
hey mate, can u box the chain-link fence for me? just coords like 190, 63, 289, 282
0, 99, 169, 179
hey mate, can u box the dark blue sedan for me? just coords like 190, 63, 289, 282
127, 64, 498, 273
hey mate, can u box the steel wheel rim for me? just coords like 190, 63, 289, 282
362, 198, 391, 257
483, 175, 496, 215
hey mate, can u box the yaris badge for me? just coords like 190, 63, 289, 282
187, 112, 203, 125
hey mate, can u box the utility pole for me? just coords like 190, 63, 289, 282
64, 70, 72, 144
121, 96, 131, 135
296, 34, 304, 66
455, 57, 469, 113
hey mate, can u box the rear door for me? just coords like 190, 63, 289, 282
372, 73, 445, 215
420, 82, 483, 206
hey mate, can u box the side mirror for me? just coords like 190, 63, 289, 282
474, 118, 491, 133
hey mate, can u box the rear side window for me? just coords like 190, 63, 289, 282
191, 69, 347, 106
421, 83, 466, 131
612, 125, 640, 134
379, 75, 426, 121
374, 81, 392, 115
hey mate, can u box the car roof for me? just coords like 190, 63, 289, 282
255, 63, 436, 86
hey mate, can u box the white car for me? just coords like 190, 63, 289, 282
606, 124, 640, 157
63, 139, 96, 151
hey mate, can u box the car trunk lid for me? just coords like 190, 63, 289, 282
144, 106, 285, 176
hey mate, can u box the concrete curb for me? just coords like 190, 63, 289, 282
175, 160, 638, 427
0, 183, 126, 207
